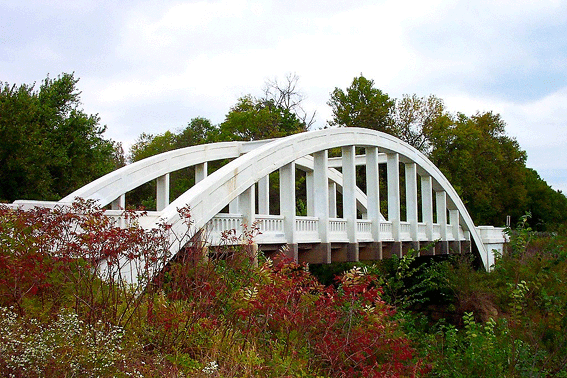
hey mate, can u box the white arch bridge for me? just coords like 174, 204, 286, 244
14, 128, 506, 278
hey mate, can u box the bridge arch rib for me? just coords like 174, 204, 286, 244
148, 128, 489, 270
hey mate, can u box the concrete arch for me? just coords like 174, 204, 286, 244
154, 128, 487, 268
59, 140, 273, 206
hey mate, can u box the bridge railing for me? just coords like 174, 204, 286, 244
418, 223, 427, 240
255, 215, 286, 244
296, 216, 319, 242
400, 222, 411, 240
380, 221, 394, 241
433, 224, 441, 239
356, 219, 373, 241
329, 218, 348, 242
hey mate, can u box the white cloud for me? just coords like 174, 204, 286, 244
2, 0, 567, 190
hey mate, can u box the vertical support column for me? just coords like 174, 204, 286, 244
405, 163, 419, 253
258, 175, 270, 215
308, 150, 331, 263
342, 146, 358, 262
306, 171, 314, 216
229, 198, 239, 213
421, 175, 434, 255
239, 185, 256, 226
156, 173, 170, 211
193, 163, 209, 261
280, 163, 298, 261
238, 185, 257, 263
328, 182, 337, 218
387, 153, 401, 257
364, 147, 382, 260
195, 162, 207, 183
449, 209, 461, 253
111, 194, 125, 210
436, 191, 448, 255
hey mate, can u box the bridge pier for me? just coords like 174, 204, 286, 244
403, 241, 420, 256
299, 243, 331, 264
450, 240, 462, 254
284, 243, 299, 261
382, 241, 403, 259
420, 243, 435, 256
359, 241, 382, 261
435, 240, 449, 255
329, 243, 359, 262
347, 243, 359, 262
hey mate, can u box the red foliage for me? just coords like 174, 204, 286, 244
234, 257, 422, 377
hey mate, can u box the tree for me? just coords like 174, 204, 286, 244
0, 73, 116, 202
524, 169, 567, 230
262, 73, 316, 129
327, 75, 394, 132
428, 111, 528, 225
391, 94, 447, 153
126, 118, 220, 209
175, 117, 219, 148
111, 141, 127, 169
128, 131, 177, 163
219, 95, 307, 141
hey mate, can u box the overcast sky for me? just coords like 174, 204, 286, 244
2, 0, 566, 192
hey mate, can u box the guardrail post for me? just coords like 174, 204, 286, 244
364, 147, 382, 260
306, 171, 314, 216
238, 185, 257, 263
156, 173, 170, 211
239, 185, 256, 227
328, 182, 337, 218
280, 162, 298, 261
342, 145, 359, 262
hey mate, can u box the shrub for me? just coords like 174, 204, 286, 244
0, 201, 426, 377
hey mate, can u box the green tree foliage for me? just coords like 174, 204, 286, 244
129, 131, 177, 163
0, 73, 116, 202
327, 75, 563, 227
327, 75, 395, 132
129, 117, 220, 164
127, 118, 221, 209
391, 94, 448, 153
218, 95, 307, 141
427, 112, 528, 226
524, 168, 567, 230
175, 117, 219, 148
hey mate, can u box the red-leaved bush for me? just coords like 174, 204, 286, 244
0, 200, 424, 377
0, 199, 182, 324
232, 258, 424, 377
